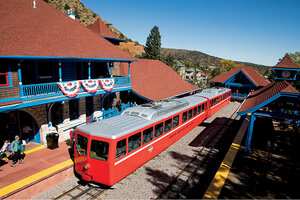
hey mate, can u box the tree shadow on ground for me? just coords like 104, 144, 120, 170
219, 117, 300, 199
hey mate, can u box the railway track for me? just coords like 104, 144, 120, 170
52, 184, 105, 200
157, 105, 242, 199
51, 103, 241, 200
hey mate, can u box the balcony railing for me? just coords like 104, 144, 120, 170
231, 92, 248, 100
22, 76, 131, 101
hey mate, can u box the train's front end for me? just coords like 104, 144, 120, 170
74, 129, 112, 186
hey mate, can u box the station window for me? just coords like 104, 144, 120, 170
69, 99, 79, 121
173, 115, 179, 128
182, 111, 187, 123
50, 102, 63, 126
116, 139, 127, 159
193, 107, 197, 117
143, 127, 153, 145
164, 119, 172, 133
0, 62, 11, 88
90, 140, 109, 161
128, 132, 141, 153
188, 109, 193, 120
76, 134, 88, 156
155, 122, 164, 138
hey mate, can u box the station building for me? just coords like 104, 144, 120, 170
0, 0, 199, 148
237, 54, 300, 151
0, 0, 136, 146
211, 66, 270, 100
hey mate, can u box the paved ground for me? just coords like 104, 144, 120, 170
33, 102, 241, 199
219, 117, 300, 199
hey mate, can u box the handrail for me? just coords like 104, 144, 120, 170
21, 77, 131, 101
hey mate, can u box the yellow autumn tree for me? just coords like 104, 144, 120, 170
218, 59, 238, 74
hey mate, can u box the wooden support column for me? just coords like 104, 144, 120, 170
245, 113, 256, 152
17, 62, 24, 97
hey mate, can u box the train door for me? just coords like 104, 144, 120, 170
86, 96, 94, 124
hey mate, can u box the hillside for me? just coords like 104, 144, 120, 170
162, 48, 271, 74
45, 0, 270, 73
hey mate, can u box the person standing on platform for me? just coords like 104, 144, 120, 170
10, 135, 25, 167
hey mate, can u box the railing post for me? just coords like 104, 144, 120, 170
88, 62, 91, 79
18, 63, 24, 97
58, 62, 62, 82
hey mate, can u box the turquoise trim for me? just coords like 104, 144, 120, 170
223, 70, 257, 87
273, 68, 300, 71
0, 55, 138, 62
0, 86, 132, 113
238, 92, 300, 116
0, 97, 21, 103
0, 64, 13, 89
102, 36, 126, 42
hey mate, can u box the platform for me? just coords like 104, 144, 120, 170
0, 141, 74, 199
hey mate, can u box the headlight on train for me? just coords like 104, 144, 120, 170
84, 164, 89, 170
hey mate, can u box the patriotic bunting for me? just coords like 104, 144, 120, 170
57, 81, 80, 97
99, 78, 114, 92
81, 79, 99, 93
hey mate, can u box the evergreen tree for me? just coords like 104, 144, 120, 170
144, 26, 162, 60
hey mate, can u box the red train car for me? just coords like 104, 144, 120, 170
73, 88, 231, 186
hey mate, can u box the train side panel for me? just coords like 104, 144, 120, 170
110, 105, 207, 185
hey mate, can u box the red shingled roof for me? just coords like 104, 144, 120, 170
0, 0, 134, 61
274, 54, 300, 69
89, 19, 120, 40
238, 81, 299, 114
120, 59, 199, 101
212, 66, 270, 86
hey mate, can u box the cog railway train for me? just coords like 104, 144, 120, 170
73, 88, 231, 186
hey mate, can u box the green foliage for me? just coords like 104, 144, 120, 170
288, 52, 300, 66
162, 54, 177, 71
119, 33, 125, 39
92, 13, 96, 18
144, 26, 162, 60
64, 3, 70, 10
74, 7, 80, 19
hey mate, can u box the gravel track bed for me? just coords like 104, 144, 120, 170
33, 102, 240, 200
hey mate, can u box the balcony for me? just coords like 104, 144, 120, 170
21, 76, 131, 101
231, 92, 248, 100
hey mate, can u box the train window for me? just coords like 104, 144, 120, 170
116, 139, 127, 159
173, 115, 179, 128
76, 134, 88, 156
90, 140, 109, 161
164, 119, 172, 133
155, 122, 164, 138
198, 105, 201, 114
182, 112, 187, 123
193, 107, 197, 117
143, 127, 153, 145
188, 109, 192, 120
128, 132, 141, 153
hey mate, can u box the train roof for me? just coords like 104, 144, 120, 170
196, 88, 231, 99
77, 88, 230, 139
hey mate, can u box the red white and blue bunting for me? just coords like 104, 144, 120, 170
99, 78, 114, 92
57, 81, 80, 97
81, 80, 99, 93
